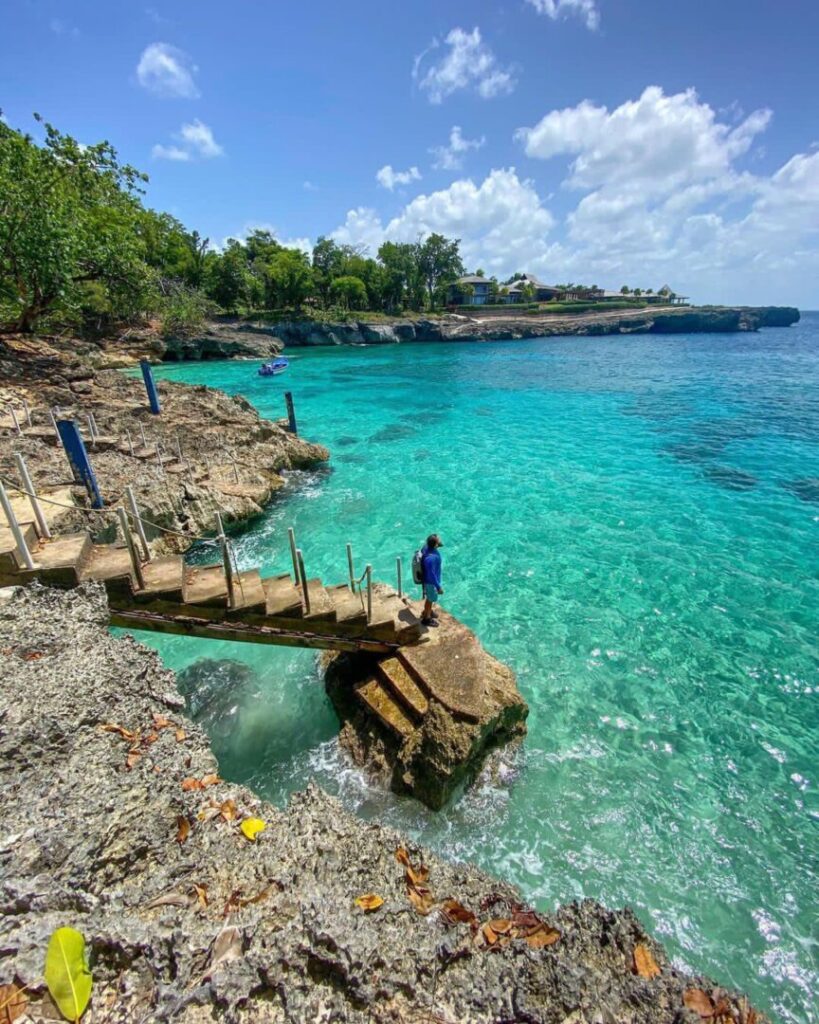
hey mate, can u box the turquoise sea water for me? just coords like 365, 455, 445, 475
142, 318, 818, 1023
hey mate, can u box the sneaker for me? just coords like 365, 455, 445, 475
421, 617, 439, 628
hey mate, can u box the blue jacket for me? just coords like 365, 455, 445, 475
421, 546, 442, 589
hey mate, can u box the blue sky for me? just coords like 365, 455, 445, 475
3, 0, 819, 305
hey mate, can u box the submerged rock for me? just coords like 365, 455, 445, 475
325, 606, 529, 810
0, 582, 770, 1023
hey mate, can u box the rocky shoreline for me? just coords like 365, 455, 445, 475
204, 304, 800, 353
0, 583, 768, 1023
0, 334, 328, 552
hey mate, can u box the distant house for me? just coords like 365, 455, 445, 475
504, 274, 561, 303
447, 275, 493, 306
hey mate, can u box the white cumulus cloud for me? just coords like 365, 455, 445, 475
137, 42, 199, 98
333, 169, 556, 274
376, 165, 422, 190
525, 0, 600, 30
517, 86, 771, 196
414, 27, 516, 105
152, 119, 223, 161
430, 126, 486, 171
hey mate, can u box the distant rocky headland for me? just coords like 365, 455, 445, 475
92, 304, 801, 363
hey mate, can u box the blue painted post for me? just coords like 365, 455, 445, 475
140, 360, 161, 415
57, 419, 104, 508
284, 391, 298, 435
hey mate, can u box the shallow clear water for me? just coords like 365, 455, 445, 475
140, 318, 818, 1023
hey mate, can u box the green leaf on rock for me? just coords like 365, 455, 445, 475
44, 927, 92, 1022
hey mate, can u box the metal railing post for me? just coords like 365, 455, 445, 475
0, 480, 35, 570
117, 507, 145, 591
139, 424, 147, 449
288, 527, 299, 582
284, 392, 298, 435
216, 512, 235, 609
296, 548, 311, 614
89, 411, 100, 439
49, 408, 63, 447
21, 399, 32, 428
126, 429, 135, 456
346, 543, 355, 591
14, 453, 51, 540
7, 404, 21, 435
86, 414, 98, 445
366, 564, 372, 623
125, 485, 151, 562
396, 556, 403, 598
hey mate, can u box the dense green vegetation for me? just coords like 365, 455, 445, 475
0, 116, 470, 336
0, 115, 681, 338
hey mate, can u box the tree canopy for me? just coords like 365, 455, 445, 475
0, 113, 467, 335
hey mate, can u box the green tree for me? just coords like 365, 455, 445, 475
266, 248, 314, 310
620, 285, 631, 294
377, 241, 424, 312
205, 240, 257, 311
417, 233, 463, 308
0, 115, 149, 332
330, 275, 368, 311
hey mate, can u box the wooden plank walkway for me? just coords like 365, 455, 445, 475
0, 522, 422, 654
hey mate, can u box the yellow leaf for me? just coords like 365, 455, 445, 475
240, 818, 266, 841
354, 894, 384, 912
44, 927, 92, 1022
175, 729, 186, 743
633, 943, 661, 979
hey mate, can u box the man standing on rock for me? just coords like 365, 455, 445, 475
421, 534, 444, 627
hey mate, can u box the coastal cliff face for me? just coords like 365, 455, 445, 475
0, 582, 768, 1024
240, 305, 800, 349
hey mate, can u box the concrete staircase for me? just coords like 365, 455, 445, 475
354, 649, 434, 739
0, 522, 422, 650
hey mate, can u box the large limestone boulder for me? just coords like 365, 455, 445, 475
325, 606, 528, 809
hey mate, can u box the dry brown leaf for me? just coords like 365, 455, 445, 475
354, 894, 385, 912
182, 777, 204, 791
193, 883, 209, 909
406, 863, 430, 887
175, 729, 186, 743
441, 899, 477, 926
511, 908, 544, 936
219, 799, 237, 822
198, 804, 221, 823
201, 773, 221, 788
152, 713, 172, 729
684, 989, 716, 1018
102, 723, 137, 743
395, 847, 411, 866
0, 983, 28, 1024
126, 750, 142, 770
22, 650, 44, 661
525, 926, 561, 949
144, 731, 159, 746
633, 943, 661, 979
481, 922, 498, 946
208, 925, 243, 974
488, 918, 512, 935
146, 892, 191, 909
176, 816, 191, 845
407, 885, 434, 915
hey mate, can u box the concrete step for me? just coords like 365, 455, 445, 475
0, 521, 39, 572
23, 532, 92, 585
183, 565, 228, 607
228, 569, 266, 614
355, 678, 415, 739
377, 657, 429, 718
262, 574, 304, 617
328, 584, 367, 624
299, 578, 337, 622
78, 544, 134, 583
132, 556, 185, 602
